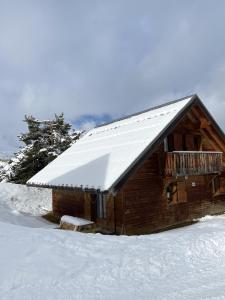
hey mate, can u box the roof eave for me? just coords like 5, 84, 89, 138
27, 182, 101, 193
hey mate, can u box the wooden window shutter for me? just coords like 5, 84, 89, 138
212, 176, 225, 196
177, 181, 187, 203
212, 176, 220, 195
172, 183, 178, 204
219, 177, 225, 194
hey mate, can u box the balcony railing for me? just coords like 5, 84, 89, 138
165, 151, 223, 176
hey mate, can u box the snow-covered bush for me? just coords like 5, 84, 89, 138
0, 114, 80, 184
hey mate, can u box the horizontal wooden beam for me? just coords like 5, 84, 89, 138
200, 129, 225, 167
187, 111, 199, 124
200, 117, 211, 129
200, 129, 220, 150
204, 126, 225, 152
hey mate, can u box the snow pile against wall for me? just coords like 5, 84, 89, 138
28, 96, 193, 190
0, 183, 52, 215
0, 203, 53, 228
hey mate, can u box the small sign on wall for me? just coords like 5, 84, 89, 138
192, 182, 196, 187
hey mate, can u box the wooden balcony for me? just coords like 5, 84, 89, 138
165, 151, 223, 177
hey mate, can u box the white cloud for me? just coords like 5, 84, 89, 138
0, 0, 225, 152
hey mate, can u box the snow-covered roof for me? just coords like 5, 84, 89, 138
27, 95, 195, 191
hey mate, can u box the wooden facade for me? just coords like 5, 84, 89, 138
52, 100, 225, 235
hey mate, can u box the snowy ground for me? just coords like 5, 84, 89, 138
0, 183, 225, 299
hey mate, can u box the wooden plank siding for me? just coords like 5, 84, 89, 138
52, 189, 116, 232
115, 149, 164, 235
53, 189, 85, 219
52, 147, 225, 235
114, 146, 225, 235
113, 106, 225, 235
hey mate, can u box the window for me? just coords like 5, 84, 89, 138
166, 181, 187, 205
212, 176, 225, 196
96, 193, 107, 218
165, 133, 202, 152
166, 133, 186, 151
167, 134, 175, 152
182, 135, 186, 151
194, 135, 202, 151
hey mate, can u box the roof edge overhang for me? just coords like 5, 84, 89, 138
109, 94, 225, 195
27, 182, 102, 193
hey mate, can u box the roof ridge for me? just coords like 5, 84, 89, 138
96, 94, 196, 129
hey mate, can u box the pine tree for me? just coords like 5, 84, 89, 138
0, 114, 80, 184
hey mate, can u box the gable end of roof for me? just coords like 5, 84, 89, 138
109, 95, 201, 194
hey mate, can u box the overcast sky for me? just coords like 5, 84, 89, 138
1, 0, 225, 155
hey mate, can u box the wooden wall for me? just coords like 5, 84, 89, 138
52, 149, 225, 235
115, 146, 164, 235
115, 153, 163, 234
114, 144, 225, 235
52, 189, 85, 218
52, 189, 115, 232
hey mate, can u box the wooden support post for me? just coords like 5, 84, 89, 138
106, 194, 115, 233
84, 192, 92, 220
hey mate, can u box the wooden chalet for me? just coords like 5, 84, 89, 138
27, 95, 225, 235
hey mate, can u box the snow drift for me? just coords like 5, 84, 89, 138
0, 182, 52, 215
0, 182, 225, 299
0, 182, 52, 228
